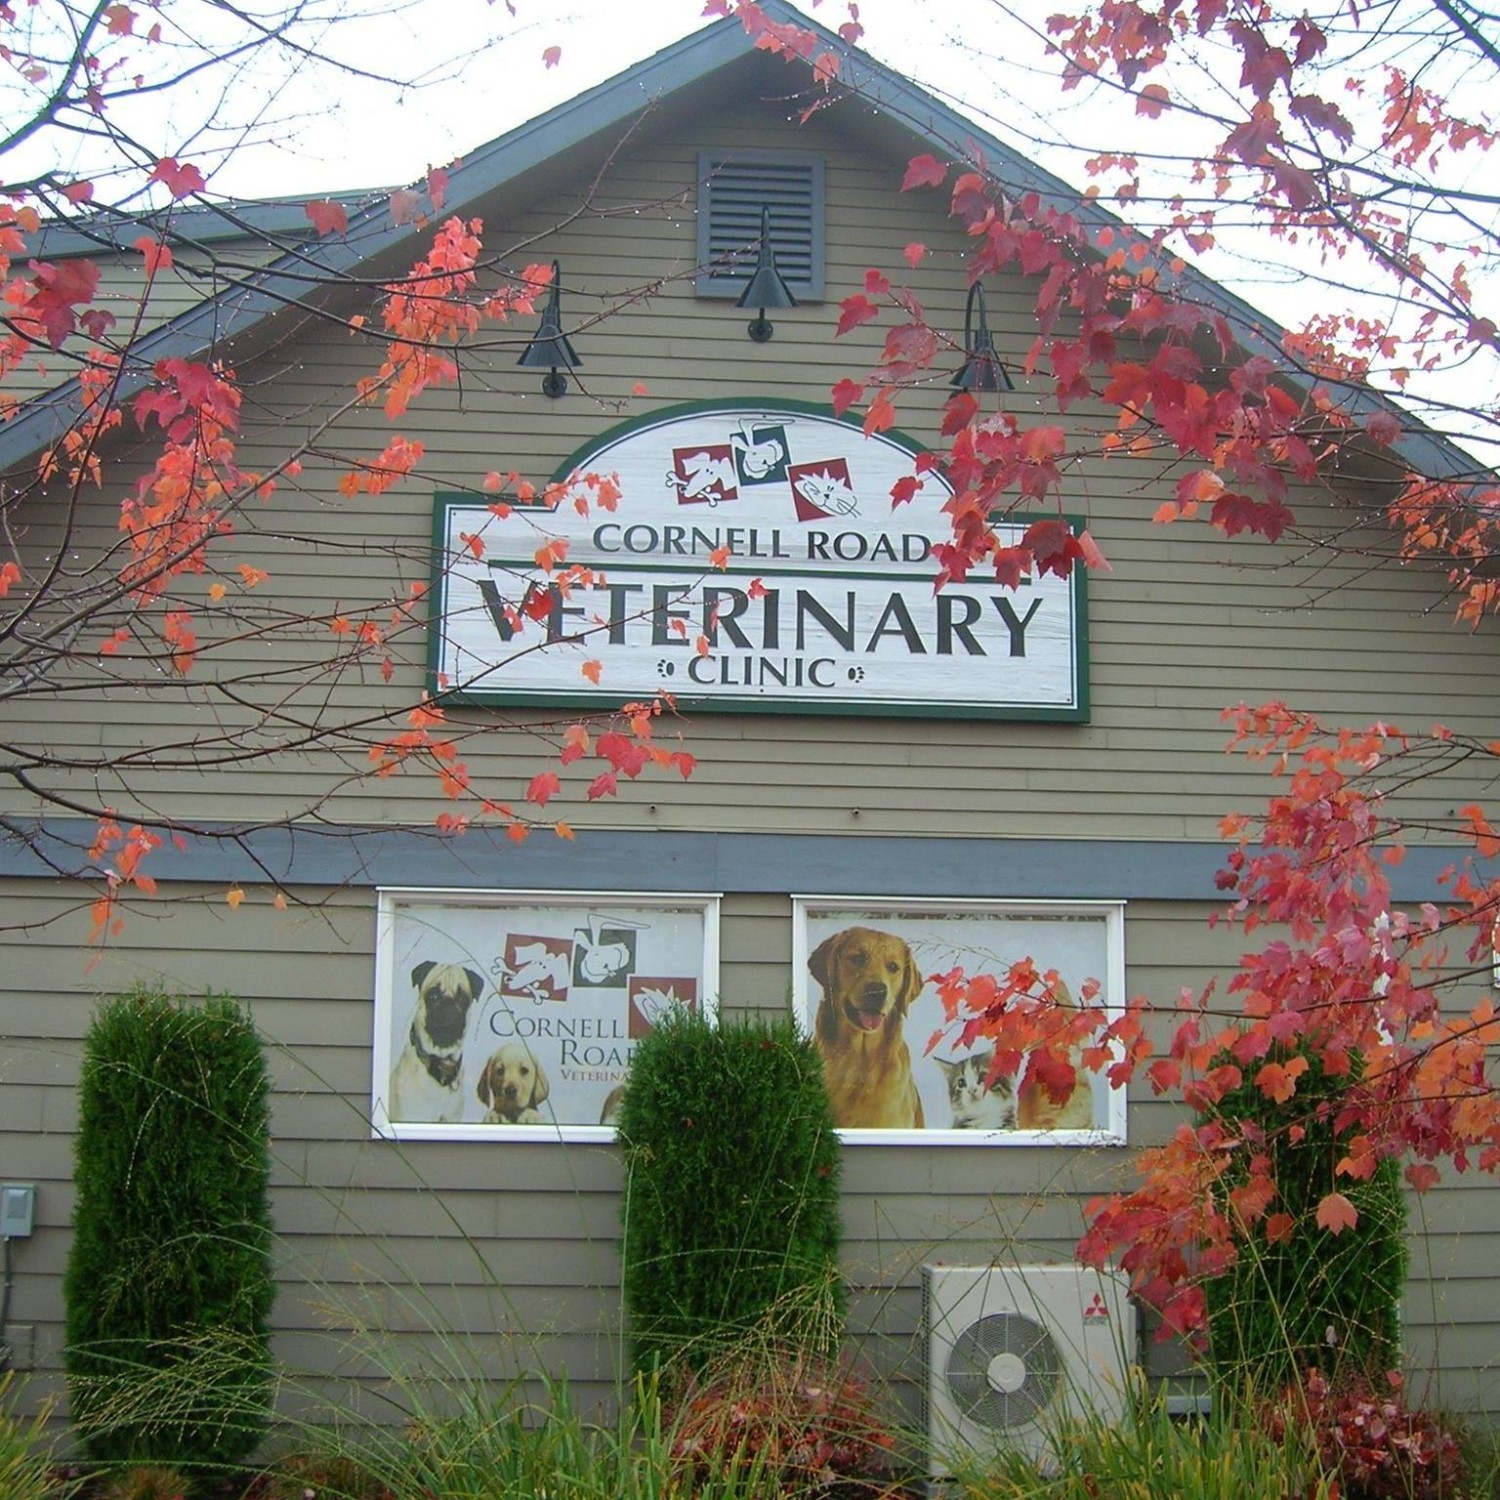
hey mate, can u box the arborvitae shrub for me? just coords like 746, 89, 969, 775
618, 1009, 844, 1374
1203, 1047, 1407, 1390
64, 988, 275, 1469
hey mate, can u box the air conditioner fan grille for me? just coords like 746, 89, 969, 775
944, 1311, 1063, 1430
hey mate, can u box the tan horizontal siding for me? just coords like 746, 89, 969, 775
3, 880, 1495, 1421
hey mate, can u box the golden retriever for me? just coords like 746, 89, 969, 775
1016, 978, 1094, 1131
476, 1042, 550, 1124
808, 925, 924, 1129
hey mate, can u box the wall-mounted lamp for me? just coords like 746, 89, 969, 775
736, 206, 797, 343
951, 282, 1014, 393
517, 259, 581, 397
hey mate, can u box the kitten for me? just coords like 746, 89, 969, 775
936, 1049, 1017, 1130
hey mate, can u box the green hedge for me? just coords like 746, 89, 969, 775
618, 1010, 844, 1374
63, 988, 275, 1469
1203, 1048, 1407, 1389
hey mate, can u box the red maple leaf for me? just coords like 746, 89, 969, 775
836, 293, 880, 336
901, 153, 948, 191
27, 258, 101, 347
151, 157, 206, 199
1022, 518, 1082, 578
830, 377, 864, 415
1223, 103, 1283, 165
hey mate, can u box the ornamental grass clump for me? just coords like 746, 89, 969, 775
953, 1387, 1332, 1500
0, 1374, 70, 1500
63, 987, 275, 1471
617, 1009, 844, 1375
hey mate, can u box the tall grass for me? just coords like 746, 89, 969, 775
257, 1368, 857, 1500
0, 1373, 73, 1500
945, 1384, 1334, 1500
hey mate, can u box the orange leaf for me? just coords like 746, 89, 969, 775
225, 886, 245, 910
543, 44, 562, 67
1316, 1191, 1358, 1235
581, 659, 603, 685
304, 199, 349, 236
864, 389, 897, 434
554, 819, 575, 840
1137, 83, 1172, 117
133, 234, 173, 276
1264, 1212, 1296, 1245
527, 771, 561, 807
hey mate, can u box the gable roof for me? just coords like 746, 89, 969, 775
2, 0, 1475, 487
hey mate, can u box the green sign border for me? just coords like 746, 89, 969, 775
428, 399, 1090, 723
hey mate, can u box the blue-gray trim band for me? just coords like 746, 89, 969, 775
0, 819, 1481, 902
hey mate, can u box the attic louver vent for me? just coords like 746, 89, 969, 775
696, 151, 824, 301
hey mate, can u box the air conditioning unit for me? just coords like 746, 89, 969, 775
923, 1263, 1135, 1474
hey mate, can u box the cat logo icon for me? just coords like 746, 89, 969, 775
1083, 1292, 1111, 1320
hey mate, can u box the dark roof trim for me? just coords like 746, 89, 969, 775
30, 196, 370, 257
1, 0, 1477, 487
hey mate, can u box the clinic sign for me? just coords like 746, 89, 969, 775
430, 401, 1088, 720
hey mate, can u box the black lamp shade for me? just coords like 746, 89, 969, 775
737, 207, 796, 341
951, 282, 1014, 392
518, 260, 581, 394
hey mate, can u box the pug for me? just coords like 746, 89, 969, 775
390, 960, 484, 1123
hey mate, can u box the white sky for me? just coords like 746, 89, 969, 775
203, 0, 1043, 200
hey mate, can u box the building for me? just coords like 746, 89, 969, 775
2, 0, 1496, 1428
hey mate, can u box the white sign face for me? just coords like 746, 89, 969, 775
431, 401, 1087, 719
372, 888, 720, 1142
791, 897, 1127, 1146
